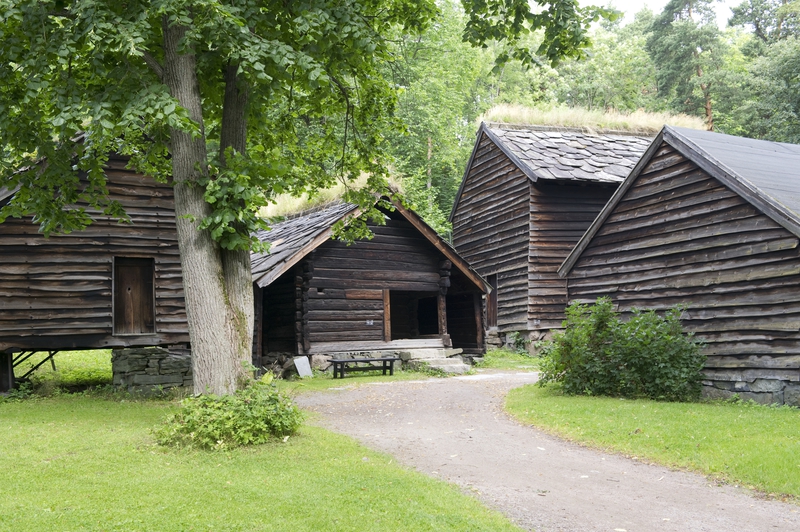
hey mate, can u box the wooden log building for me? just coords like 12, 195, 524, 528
0, 156, 189, 391
250, 199, 489, 367
559, 126, 800, 405
450, 122, 651, 344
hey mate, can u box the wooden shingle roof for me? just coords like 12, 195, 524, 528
559, 125, 800, 277
251, 198, 490, 292
449, 122, 653, 222
483, 123, 652, 183
250, 202, 358, 288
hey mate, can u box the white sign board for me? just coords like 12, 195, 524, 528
293, 356, 313, 378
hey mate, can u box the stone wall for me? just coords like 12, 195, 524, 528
112, 347, 192, 394
703, 372, 800, 406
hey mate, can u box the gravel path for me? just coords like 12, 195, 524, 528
296, 371, 800, 532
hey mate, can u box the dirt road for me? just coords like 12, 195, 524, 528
296, 371, 800, 532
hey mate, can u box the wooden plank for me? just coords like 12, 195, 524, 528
345, 289, 384, 300
383, 289, 391, 341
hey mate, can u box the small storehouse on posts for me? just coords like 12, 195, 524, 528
559, 126, 800, 406
250, 199, 489, 372
0, 156, 191, 393
449, 123, 651, 346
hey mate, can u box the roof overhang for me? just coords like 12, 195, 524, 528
254, 197, 490, 294
558, 124, 800, 278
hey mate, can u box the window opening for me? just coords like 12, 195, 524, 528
388, 291, 440, 340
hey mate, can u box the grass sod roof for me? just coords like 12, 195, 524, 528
480, 104, 706, 135
558, 125, 800, 278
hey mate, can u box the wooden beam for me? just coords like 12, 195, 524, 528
383, 290, 391, 341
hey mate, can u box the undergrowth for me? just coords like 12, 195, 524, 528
154, 375, 303, 450
538, 297, 704, 401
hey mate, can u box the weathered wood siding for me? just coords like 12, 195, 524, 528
0, 156, 189, 352
452, 133, 530, 331
566, 143, 800, 380
305, 218, 443, 348
529, 182, 615, 330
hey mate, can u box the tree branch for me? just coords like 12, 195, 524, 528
140, 50, 164, 80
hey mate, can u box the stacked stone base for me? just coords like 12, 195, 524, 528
702, 370, 800, 406
486, 329, 503, 349
112, 347, 192, 395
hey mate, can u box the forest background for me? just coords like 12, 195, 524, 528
356, 0, 800, 237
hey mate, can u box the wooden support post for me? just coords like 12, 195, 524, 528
252, 284, 263, 371
438, 293, 451, 347
0, 352, 13, 393
294, 266, 305, 355
383, 290, 391, 341
473, 292, 484, 351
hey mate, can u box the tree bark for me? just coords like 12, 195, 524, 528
219, 62, 255, 381
162, 19, 250, 395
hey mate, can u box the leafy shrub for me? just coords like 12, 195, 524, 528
538, 297, 705, 401
154, 375, 303, 450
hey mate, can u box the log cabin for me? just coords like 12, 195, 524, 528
250, 198, 489, 368
0, 156, 189, 391
449, 122, 651, 346
559, 126, 800, 405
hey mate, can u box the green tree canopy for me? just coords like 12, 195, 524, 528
0, 0, 610, 394
647, 0, 725, 129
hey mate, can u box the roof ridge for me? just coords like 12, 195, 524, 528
484, 121, 656, 138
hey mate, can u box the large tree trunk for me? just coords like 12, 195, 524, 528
162, 20, 251, 395
219, 62, 255, 379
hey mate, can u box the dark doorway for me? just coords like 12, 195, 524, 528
389, 291, 440, 339
262, 273, 297, 355
446, 293, 480, 350
486, 274, 498, 328
113, 258, 155, 335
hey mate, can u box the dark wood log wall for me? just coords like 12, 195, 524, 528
566, 142, 800, 381
305, 218, 443, 347
529, 182, 615, 330
0, 156, 189, 352
452, 133, 531, 332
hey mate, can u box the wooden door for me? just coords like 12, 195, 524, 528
114, 258, 155, 335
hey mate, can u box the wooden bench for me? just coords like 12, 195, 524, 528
331, 357, 400, 379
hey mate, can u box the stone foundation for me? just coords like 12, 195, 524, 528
702, 372, 800, 406
486, 329, 503, 349
112, 347, 192, 394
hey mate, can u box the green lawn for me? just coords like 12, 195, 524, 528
474, 348, 539, 371
1, 394, 519, 531
506, 384, 800, 499
14, 349, 113, 392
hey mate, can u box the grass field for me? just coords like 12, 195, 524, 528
474, 348, 540, 371
506, 384, 800, 500
13, 349, 113, 392
1, 393, 519, 531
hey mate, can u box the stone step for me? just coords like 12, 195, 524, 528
408, 358, 471, 375
399, 348, 463, 361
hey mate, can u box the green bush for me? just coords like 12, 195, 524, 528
154, 375, 304, 450
538, 297, 705, 401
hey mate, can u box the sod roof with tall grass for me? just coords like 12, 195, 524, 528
480, 104, 706, 136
